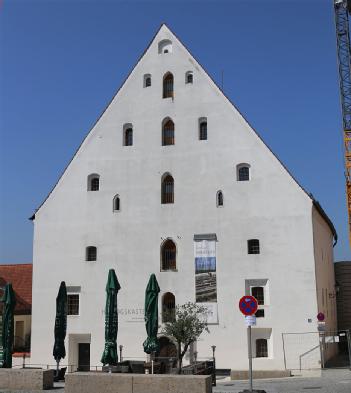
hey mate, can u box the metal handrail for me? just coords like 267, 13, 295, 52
299, 344, 320, 372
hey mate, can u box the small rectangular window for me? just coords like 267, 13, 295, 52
124, 128, 133, 146
251, 287, 264, 305
199, 120, 207, 140
255, 309, 265, 318
67, 294, 79, 315
248, 239, 260, 254
256, 339, 268, 358
86, 246, 97, 261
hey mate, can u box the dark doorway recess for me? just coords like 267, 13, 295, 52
78, 343, 90, 371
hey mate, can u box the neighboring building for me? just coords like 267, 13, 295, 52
335, 261, 351, 331
0, 264, 32, 352
30, 25, 337, 372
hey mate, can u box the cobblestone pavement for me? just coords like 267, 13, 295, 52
214, 369, 351, 393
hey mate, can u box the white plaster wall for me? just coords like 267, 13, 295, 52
312, 206, 338, 363
31, 25, 331, 371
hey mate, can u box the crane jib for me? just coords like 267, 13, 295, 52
334, 0, 351, 245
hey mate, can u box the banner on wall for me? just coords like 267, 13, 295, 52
194, 238, 217, 303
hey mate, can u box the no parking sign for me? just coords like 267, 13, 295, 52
239, 295, 258, 316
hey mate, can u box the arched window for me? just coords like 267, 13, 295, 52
124, 126, 133, 146
185, 71, 193, 84
216, 190, 223, 207
87, 174, 100, 191
248, 239, 260, 254
162, 118, 175, 146
256, 339, 268, 358
161, 239, 176, 271
162, 292, 175, 322
163, 73, 174, 99
199, 118, 207, 140
161, 174, 174, 204
158, 39, 172, 54
144, 74, 151, 87
86, 246, 97, 261
251, 287, 264, 305
113, 195, 120, 212
237, 164, 250, 181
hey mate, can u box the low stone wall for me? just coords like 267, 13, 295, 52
230, 369, 291, 380
65, 372, 212, 393
0, 368, 54, 390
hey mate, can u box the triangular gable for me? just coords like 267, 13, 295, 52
29, 24, 336, 243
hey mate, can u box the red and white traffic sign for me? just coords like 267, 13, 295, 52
317, 312, 325, 322
239, 296, 258, 316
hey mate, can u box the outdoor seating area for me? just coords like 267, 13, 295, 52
89, 358, 213, 378
1, 271, 216, 391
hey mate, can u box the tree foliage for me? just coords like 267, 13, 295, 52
162, 302, 209, 373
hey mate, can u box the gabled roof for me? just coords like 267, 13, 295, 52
29, 24, 337, 245
0, 263, 32, 315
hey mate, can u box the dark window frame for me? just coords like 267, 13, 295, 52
162, 292, 175, 323
217, 191, 223, 207
90, 177, 99, 191
161, 239, 177, 271
238, 165, 250, 181
124, 128, 133, 146
251, 286, 264, 305
86, 246, 97, 261
145, 76, 151, 87
199, 121, 207, 140
248, 239, 260, 255
113, 195, 120, 212
67, 294, 79, 316
163, 73, 174, 99
186, 72, 193, 84
161, 174, 174, 204
162, 119, 175, 146
256, 339, 268, 358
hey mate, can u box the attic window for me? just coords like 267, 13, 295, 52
185, 71, 193, 84
123, 123, 133, 146
158, 39, 172, 54
144, 74, 151, 88
87, 174, 100, 191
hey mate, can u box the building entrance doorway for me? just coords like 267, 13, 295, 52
78, 343, 90, 371
157, 336, 177, 358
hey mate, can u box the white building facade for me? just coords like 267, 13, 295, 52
30, 25, 337, 372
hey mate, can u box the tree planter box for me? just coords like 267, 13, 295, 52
65, 372, 212, 393
0, 368, 54, 390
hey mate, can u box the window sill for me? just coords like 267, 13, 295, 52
160, 269, 178, 273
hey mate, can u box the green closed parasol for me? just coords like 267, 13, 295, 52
53, 281, 67, 373
1, 283, 16, 368
143, 274, 160, 354
101, 269, 121, 366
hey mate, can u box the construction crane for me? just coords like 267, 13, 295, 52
334, 0, 351, 246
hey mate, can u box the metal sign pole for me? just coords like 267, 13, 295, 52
248, 325, 253, 392
239, 296, 262, 393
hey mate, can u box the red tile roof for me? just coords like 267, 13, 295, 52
0, 264, 32, 315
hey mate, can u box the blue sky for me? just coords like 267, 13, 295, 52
0, 0, 349, 263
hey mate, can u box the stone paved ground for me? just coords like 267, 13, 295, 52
213, 369, 351, 393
